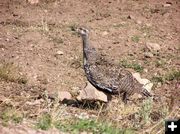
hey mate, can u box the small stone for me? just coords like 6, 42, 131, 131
75, 112, 89, 119
56, 50, 64, 55
144, 52, 154, 58
136, 20, 142, 24
127, 15, 134, 19
102, 31, 108, 36
164, 3, 172, 7
28, 0, 39, 4
164, 2, 172, 7
77, 82, 109, 102
58, 91, 72, 101
131, 93, 142, 99
145, 23, 152, 27
146, 42, 161, 52
132, 73, 153, 92
80, 132, 88, 134
26, 99, 43, 106
144, 69, 148, 73
143, 33, 147, 36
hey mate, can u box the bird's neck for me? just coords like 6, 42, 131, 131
82, 35, 89, 50
82, 35, 89, 65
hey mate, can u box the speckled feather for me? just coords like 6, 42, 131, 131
78, 28, 151, 102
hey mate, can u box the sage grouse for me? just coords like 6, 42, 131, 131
77, 27, 151, 103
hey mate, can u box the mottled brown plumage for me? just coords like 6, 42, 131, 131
77, 27, 151, 103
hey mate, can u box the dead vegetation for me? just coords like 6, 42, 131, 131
0, 63, 27, 84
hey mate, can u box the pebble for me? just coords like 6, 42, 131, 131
102, 31, 108, 36
132, 73, 153, 92
164, 2, 172, 7
77, 82, 109, 102
58, 91, 72, 101
56, 50, 64, 55
27, 0, 39, 4
144, 52, 154, 58
146, 42, 161, 52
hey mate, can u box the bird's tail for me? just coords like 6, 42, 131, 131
141, 87, 152, 97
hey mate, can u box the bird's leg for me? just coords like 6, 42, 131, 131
122, 92, 128, 104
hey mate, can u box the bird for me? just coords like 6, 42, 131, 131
77, 27, 152, 103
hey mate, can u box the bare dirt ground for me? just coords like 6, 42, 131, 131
0, 0, 179, 133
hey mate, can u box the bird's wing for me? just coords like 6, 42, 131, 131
87, 64, 124, 92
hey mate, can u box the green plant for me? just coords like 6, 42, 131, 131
151, 70, 180, 84
140, 26, 152, 38
155, 60, 166, 68
120, 60, 144, 73
54, 120, 70, 132
139, 98, 153, 124
161, 105, 169, 118
165, 70, 180, 81
67, 119, 126, 134
36, 114, 52, 130
0, 108, 23, 125
53, 119, 134, 134
151, 76, 164, 83
131, 35, 140, 43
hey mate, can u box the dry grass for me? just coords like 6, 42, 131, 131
0, 62, 27, 84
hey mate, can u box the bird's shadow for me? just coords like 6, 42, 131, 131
60, 97, 111, 110
56, 89, 113, 109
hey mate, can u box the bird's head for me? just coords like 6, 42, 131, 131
77, 27, 89, 37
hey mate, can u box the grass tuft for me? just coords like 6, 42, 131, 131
35, 115, 134, 134
151, 70, 180, 84
120, 59, 144, 73
151, 76, 164, 83
165, 70, 180, 81
69, 24, 78, 32
0, 108, 23, 126
0, 63, 27, 84
139, 98, 153, 124
61, 119, 132, 134
131, 35, 140, 43
36, 113, 52, 130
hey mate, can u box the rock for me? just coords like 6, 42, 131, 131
144, 52, 154, 58
136, 20, 142, 25
131, 93, 142, 99
164, 2, 172, 7
144, 69, 148, 73
80, 132, 93, 134
58, 91, 72, 101
48, 91, 72, 101
127, 15, 134, 20
164, 3, 172, 7
75, 112, 89, 119
145, 23, 152, 27
56, 50, 64, 55
146, 42, 161, 52
26, 99, 44, 106
27, 0, 39, 4
102, 31, 108, 36
77, 82, 109, 102
132, 73, 153, 92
